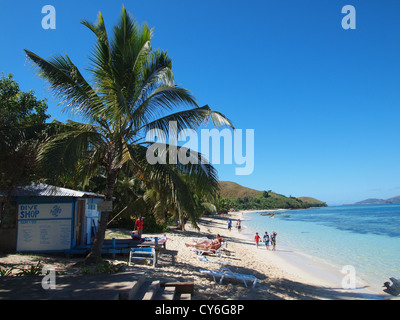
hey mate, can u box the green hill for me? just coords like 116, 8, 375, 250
217, 181, 327, 211
218, 181, 262, 198
297, 197, 327, 207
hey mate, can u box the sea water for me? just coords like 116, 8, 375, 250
242, 204, 400, 293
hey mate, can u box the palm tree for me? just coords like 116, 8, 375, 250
24, 7, 232, 261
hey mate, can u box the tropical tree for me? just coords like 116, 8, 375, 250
0, 73, 51, 227
24, 7, 232, 261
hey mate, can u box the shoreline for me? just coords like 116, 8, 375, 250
231, 210, 386, 299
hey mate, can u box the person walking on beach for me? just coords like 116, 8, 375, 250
227, 219, 232, 231
271, 231, 277, 251
263, 232, 270, 250
254, 232, 261, 248
236, 219, 242, 233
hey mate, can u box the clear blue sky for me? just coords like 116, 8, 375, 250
1, 0, 400, 205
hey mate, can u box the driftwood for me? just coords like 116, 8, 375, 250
383, 277, 400, 296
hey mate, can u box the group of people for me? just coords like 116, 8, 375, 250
227, 218, 242, 232
226, 218, 277, 250
254, 231, 277, 251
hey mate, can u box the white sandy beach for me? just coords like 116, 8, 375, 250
170, 211, 388, 300
135, 210, 388, 300
0, 210, 391, 300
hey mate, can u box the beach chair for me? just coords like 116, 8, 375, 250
128, 247, 157, 267
199, 267, 260, 288
192, 246, 224, 257
190, 236, 209, 243
192, 246, 234, 258
197, 255, 232, 265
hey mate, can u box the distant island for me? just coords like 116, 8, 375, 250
217, 181, 327, 212
351, 195, 400, 205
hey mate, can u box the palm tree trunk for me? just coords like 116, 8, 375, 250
85, 168, 120, 263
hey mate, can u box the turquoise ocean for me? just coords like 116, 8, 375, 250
242, 204, 400, 293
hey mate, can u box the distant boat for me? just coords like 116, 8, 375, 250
260, 212, 275, 217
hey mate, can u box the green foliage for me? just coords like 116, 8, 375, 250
0, 266, 14, 277
217, 182, 327, 211
0, 73, 50, 128
15, 260, 43, 276
0, 74, 53, 228
141, 215, 169, 233
217, 197, 235, 213
220, 190, 327, 211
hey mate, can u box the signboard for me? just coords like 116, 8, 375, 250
97, 201, 112, 212
17, 203, 73, 252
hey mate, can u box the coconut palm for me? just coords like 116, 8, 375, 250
24, 7, 232, 260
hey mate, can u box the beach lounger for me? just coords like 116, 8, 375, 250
189, 237, 227, 247
190, 236, 209, 243
128, 247, 157, 267
192, 247, 225, 257
197, 255, 231, 265
192, 246, 234, 258
199, 267, 260, 288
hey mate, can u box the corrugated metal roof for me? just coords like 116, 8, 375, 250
2, 183, 104, 199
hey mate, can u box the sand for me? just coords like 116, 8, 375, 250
0, 211, 391, 300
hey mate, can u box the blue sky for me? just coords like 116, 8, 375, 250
1, 0, 400, 205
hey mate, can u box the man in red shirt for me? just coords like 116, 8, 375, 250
135, 216, 144, 237
254, 232, 261, 248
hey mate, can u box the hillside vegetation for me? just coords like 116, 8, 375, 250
218, 181, 262, 198
217, 181, 327, 212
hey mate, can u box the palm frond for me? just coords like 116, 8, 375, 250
124, 144, 199, 223
137, 105, 233, 141
130, 86, 198, 131
24, 50, 104, 122
38, 122, 106, 180
132, 49, 174, 106
81, 11, 113, 85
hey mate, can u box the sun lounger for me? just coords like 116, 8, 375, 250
189, 237, 227, 247
190, 236, 209, 243
199, 267, 260, 288
192, 247, 225, 257
128, 247, 157, 267
197, 255, 232, 265
192, 246, 234, 257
